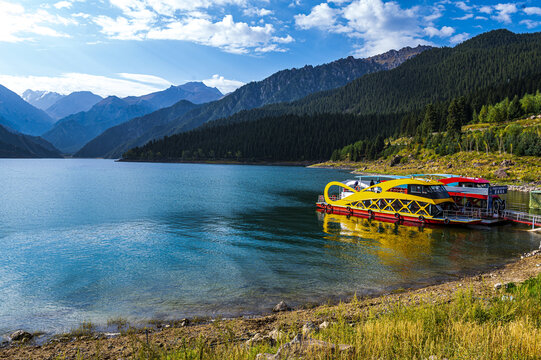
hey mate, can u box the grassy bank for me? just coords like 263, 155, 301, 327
3, 252, 541, 360
314, 149, 541, 188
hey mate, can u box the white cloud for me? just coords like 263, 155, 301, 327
453, 13, 473, 20
202, 74, 244, 94
520, 19, 541, 29
53, 1, 72, 9
243, 7, 273, 17
478, 5, 492, 14
117, 73, 172, 86
72, 12, 91, 18
109, 0, 246, 17
425, 26, 455, 38
294, 3, 341, 31
93, 0, 293, 54
315, 0, 431, 57
450, 32, 469, 44
475, 16, 488, 20
491, 3, 517, 24
0, 73, 173, 97
144, 15, 290, 54
455, 1, 471, 11
0, 1, 73, 42
94, 15, 152, 40
424, 4, 445, 23
524, 7, 541, 16
294, 0, 451, 57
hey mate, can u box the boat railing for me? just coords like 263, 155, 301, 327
317, 194, 337, 203
442, 209, 484, 220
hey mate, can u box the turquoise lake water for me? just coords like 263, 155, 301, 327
0, 159, 539, 337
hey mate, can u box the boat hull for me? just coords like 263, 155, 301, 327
316, 202, 482, 226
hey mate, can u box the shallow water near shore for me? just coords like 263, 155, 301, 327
0, 159, 539, 337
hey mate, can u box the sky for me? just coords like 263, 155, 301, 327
0, 0, 540, 97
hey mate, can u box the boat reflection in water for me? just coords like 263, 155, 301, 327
318, 211, 436, 272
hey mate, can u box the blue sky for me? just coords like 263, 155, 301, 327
0, 0, 540, 97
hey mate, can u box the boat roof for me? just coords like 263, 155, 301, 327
412, 174, 490, 184
364, 177, 444, 191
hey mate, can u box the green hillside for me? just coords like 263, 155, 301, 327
122, 30, 541, 164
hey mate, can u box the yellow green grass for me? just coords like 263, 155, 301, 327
317, 149, 541, 186
69, 274, 541, 360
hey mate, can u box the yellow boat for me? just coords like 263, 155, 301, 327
316, 178, 481, 225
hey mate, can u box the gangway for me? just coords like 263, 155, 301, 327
502, 210, 541, 229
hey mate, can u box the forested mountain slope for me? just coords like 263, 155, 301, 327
200, 30, 541, 128
123, 30, 541, 163
0, 123, 61, 158
42, 83, 217, 154
99, 45, 429, 157
75, 100, 199, 158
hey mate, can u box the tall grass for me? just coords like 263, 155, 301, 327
88, 274, 541, 359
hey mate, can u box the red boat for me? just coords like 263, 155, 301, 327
425, 175, 507, 213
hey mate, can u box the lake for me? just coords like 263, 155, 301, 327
0, 159, 539, 337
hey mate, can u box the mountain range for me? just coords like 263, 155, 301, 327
0, 85, 55, 136
42, 82, 222, 153
77, 45, 430, 158
45, 91, 104, 120
22, 90, 64, 110
0, 122, 60, 158
123, 30, 541, 162
23, 90, 104, 120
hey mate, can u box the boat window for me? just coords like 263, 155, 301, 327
408, 201, 420, 213
409, 184, 450, 199
391, 200, 402, 211
418, 202, 429, 215
439, 202, 458, 211
458, 182, 489, 188
363, 200, 372, 208
388, 186, 407, 193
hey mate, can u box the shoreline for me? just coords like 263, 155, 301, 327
117, 159, 322, 167
2, 245, 541, 359
310, 162, 541, 192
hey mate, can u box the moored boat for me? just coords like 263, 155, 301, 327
429, 174, 507, 212
316, 177, 482, 225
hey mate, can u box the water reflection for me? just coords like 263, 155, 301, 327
320, 212, 435, 275
318, 211, 540, 283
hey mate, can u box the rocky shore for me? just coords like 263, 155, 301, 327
2, 246, 541, 360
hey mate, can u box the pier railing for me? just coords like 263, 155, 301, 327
502, 210, 541, 229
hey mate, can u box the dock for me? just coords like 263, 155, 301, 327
503, 210, 541, 229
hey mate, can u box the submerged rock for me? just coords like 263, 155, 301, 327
10, 330, 33, 342
272, 301, 290, 312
